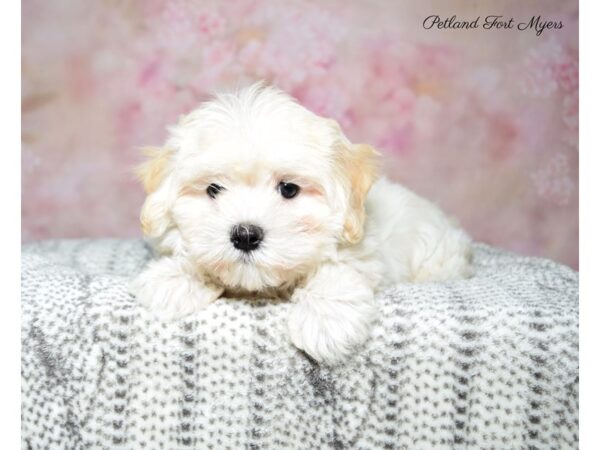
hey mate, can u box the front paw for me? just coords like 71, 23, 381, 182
130, 258, 223, 321
287, 289, 378, 365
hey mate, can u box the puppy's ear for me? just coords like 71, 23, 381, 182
330, 122, 379, 245
140, 191, 171, 238
135, 146, 174, 194
135, 147, 175, 238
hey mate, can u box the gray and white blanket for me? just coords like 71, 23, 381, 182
21, 239, 578, 450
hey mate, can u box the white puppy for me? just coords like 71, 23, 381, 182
131, 82, 472, 364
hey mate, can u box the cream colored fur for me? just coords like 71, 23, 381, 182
130, 82, 472, 364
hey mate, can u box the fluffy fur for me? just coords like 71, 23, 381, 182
130, 82, 472, 364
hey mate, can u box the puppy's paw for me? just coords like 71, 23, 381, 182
287, 288, 378, 365
130, 258, 223, 321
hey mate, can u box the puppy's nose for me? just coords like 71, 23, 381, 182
230, 223, 264, 252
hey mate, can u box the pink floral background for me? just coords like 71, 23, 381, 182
22, 0, 578, 268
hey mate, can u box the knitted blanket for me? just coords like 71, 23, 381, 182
21, 239, 578, 450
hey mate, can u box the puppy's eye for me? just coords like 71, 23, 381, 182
207, 183, 225, 198
278, 181, 300, 199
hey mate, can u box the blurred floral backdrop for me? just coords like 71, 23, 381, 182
22, 0, 578, 268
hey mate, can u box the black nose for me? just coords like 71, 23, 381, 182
230, 224, 264, 252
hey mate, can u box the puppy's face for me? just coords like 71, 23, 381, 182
137, 85, 377, 293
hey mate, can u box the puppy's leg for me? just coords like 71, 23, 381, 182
409, 222, 473, 283
288, 263, 378, 365
130, 257, 223, 321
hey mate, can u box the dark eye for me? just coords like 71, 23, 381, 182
207, 183, 225, 198
278, 181, 300, 199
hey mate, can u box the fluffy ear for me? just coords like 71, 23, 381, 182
135, 147, 175, 238
135, 146, 174, 194
337, 143, 379, 244
331, 124, 379, 244
140, 191, 171, 238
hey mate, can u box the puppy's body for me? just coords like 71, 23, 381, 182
131, 83, 471, 364
353, 178, 471, 287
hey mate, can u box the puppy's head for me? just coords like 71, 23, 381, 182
137, 83, 378, 292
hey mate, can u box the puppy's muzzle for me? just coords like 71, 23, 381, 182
230, 223, 264, 252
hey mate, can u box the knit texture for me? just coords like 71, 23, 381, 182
21, 239, 578, 450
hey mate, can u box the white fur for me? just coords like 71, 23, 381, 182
130, 82, 472, 365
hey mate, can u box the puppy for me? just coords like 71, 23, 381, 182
130, 82, 472, 364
